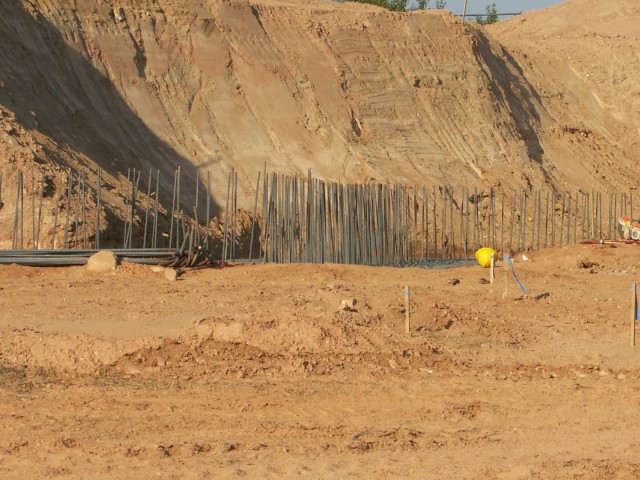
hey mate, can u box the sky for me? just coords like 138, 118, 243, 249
410, 0, 566, 17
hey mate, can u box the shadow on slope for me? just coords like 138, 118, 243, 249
0, 0, 217, 219
471, 29, 548, 172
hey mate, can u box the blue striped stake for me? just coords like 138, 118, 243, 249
504, 256, 527, 297
632, 284, 637, 347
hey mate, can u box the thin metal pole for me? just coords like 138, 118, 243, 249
36, 175, 44, 249
566, 192, 571, 246
81, 171, 87, 249
544, 191, 549, 248
52, 174, 61, 249
123, 168, 130, 248
31, 167, 35, 248
433, 188, 437, 258
509, 190, 516, 255
560, 192, 565, 246
130, 169, 141, 249
12, 171, 21, 250
206, 170, 211, 250
176, 166, 181, 249
143, 167, 152, 249
550, 191, 555, 246
64, 172, 72, 249
249, 172, 261, 261
232, 171, 237, 261
500, 191, 505, 255
153, 169, 160, 249
573, 190, 579, 245
222, 170, 231, 262
169, 168, 177, 249
74, 172, 81, 249
96, 169, 102, 249
20, 171, 24, 250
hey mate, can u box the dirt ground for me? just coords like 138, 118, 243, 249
2, 244, 640, 479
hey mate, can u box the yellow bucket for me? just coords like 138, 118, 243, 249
475, 247, 497, 268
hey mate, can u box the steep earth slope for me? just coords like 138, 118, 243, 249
489, 0, 640, 191
0, 0, 638, 246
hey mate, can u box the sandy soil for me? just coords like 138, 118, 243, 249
2, 244, 640, 478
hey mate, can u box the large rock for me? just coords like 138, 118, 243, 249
86, 251, 117, 273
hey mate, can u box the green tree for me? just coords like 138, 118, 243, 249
435, 0, 447, 8
341, 0, 407, 11
476, 3, 499, 24
416, 0, 431, 9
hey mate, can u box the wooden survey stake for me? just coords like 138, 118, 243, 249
490, 253, 495, 285
404, 286, 410, 334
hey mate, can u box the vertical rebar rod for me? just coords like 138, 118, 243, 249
473, 188, 479, 253
491, 188, 497, 250
64, 172, 72, 249
449, 188, 454, 258
608, 193, 613, 240
509, 190, 516, 255
232, 170, 237, 261
537, 190, 542, 251
500, 192, 505, 255
81, 171, 87, 249
544, 191, 549, 248
96, 169, 102, 249
123, 168, 131, 248
169, 168, 177, 249
152, 170, 160, 249
566, 192, 571, 246
222, 170, 231, 262
130, 169, 141, 249
433, 188, 437, 259
573, 190, 579, 245
31, 167, 35, 248
52, 175, 61, 249
36, 175, 44, 250
206, 171, 211, 250
559, 192, 565, 246
522, 190, 527, 252
530, 190, 537, 251
459, 188, 465, 260
143, 167, 152, 249
74, 172, 81, 249
12, 171, 21, 250
550, 191, 555, 246
599, 192, 603, 240
612, 192, 617, 239
176, 166, 181, 249
465, 189, 470, 260
248, 172, 261, 262
441, 187, 447, 259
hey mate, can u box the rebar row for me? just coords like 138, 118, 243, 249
258, 173, 631, 265
0, 167, 635, 265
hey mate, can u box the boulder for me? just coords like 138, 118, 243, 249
86, 250, 117, 273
